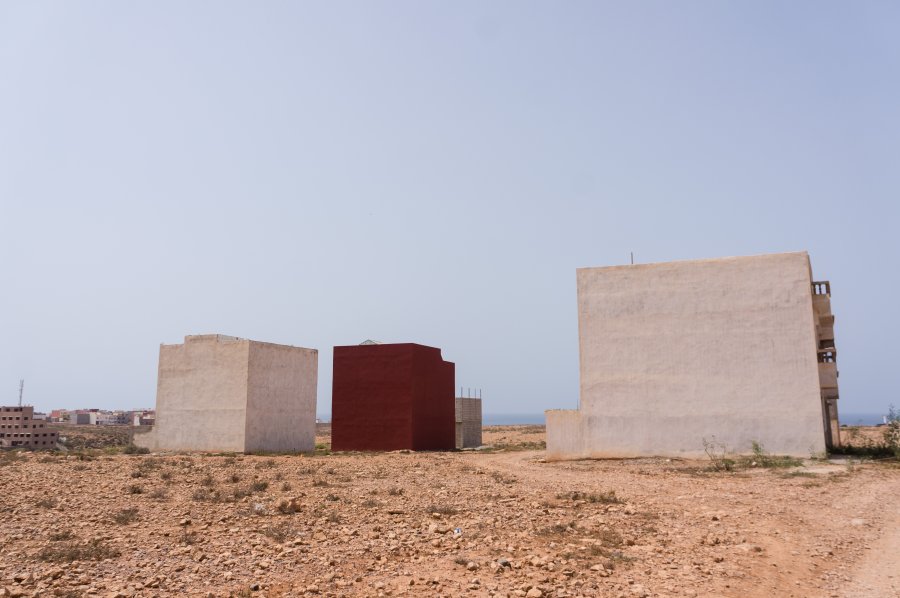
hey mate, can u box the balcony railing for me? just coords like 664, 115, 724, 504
817, 349, 836, 364
813, 281, 831, 296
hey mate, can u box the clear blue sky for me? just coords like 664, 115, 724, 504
1, 2, 897, 416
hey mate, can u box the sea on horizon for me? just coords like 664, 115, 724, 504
315, 412, 889, 427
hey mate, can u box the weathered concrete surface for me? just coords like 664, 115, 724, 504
135, 334, 317, 453
455, 397, 482, 449
547, 252, 829, 459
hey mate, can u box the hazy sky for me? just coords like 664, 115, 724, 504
1, 2, 898, 417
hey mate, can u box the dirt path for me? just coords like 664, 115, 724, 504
839, 487, 900, 598
476, 449, 900, 598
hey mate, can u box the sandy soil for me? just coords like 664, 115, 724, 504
0, 425, 898, 598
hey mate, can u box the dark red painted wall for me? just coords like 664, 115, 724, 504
331, 343, 455, 452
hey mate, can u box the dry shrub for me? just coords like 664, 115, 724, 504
38, 539, 120, 562
113, 507, 139, 525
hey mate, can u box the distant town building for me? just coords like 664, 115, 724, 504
73, 411, 98, 426
0, 406, 59, 449
48, 409, 70, 423
96, 411, 131, 426
132, 410, 155, 427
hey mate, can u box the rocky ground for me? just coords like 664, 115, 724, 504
0, 426, 898, 598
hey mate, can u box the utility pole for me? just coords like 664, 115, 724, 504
18, 379, 24, 406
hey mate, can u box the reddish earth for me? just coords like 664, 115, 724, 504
0, 425, 897, 597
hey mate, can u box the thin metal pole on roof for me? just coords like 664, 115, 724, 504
630, 252, 634, 265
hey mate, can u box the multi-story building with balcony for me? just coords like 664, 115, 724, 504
0, 406, 59, 448
813, 280, 841, 448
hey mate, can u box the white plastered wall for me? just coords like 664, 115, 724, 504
546, 252, 826, 459
136, 335, 248, 452
244, 341, 318, 453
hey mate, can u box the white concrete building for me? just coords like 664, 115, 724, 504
135, 334, 318, 453
546, 252, 840, 460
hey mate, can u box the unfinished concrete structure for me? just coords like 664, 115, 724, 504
0, 406, 59, 448
546, 252, 840, 460
135, 334, 318, 453
332, 343, 455, 451
455, 397, 482, 449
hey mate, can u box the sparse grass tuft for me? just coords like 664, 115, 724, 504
703, 437, 735, 472
387, 487, 403, 496
746, 442, 803, 468
36, 497, 58, 509
251, 480, 269, 492
113, 507, 139, 525
0, 450, 23, 467
490, 471, 517, 485
781, 470, 817, 478
276, 498, 301, 515
192, 487, 222, 502
49, 530, 74, 541
556, 490, 623, 505
180, 529, 199, 545
149, 487, 169, 500
261, 521, 295, 542
596, 527, 624, 547
126, 484, 143, 495
538, 521, 575, 536
123, 445, 150, 455
425, 504, 458, 515
37, 539, 121, 562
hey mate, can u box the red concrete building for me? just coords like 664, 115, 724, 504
332, 343, 455, 451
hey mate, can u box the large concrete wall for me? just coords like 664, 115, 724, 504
547, 252, 827, 459
138, 335, 249, 452
136, 334, 317, 453
245, 341, 318, 453
332, 343, 455, 452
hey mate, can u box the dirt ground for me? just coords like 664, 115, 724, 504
0, 425, 898, 598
